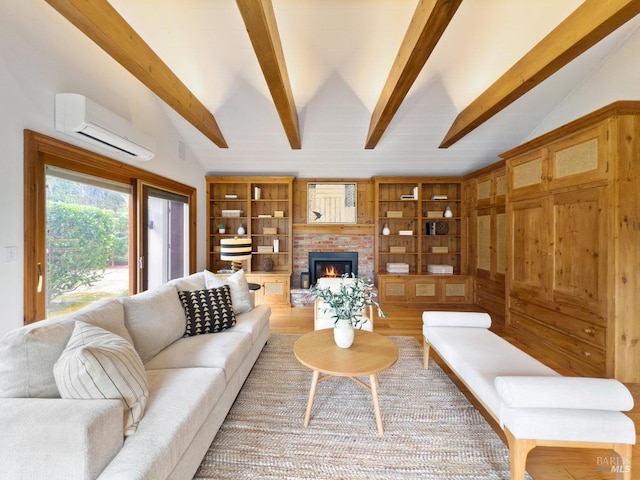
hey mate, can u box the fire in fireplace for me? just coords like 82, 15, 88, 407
308, 252, 358, 285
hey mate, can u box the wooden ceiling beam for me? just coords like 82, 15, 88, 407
439, 0, 640, 148
44, 0, 228, 148
237, 0, 301, 149
365, 0, 463, 149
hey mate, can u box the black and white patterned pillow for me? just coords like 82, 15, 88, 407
178, 285, 236, 336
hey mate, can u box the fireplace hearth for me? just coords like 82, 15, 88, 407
308, 252, 358, 285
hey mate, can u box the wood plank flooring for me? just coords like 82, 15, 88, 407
269, 305, 639, 480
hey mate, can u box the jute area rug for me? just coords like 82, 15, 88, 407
194, 334, 528, 480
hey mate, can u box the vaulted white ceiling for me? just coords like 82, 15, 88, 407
27, 1, 640, 177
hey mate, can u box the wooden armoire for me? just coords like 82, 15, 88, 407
501, 101, 640, 383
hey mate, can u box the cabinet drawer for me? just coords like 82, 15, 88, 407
510, 298, 605, 347
509, 310, 605, 371
475, 277, 505, 318
508, 320, 605, 377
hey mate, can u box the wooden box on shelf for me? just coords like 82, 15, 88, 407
425, 210, 444, 218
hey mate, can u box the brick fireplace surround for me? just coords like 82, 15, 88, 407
291, 233, 374, 306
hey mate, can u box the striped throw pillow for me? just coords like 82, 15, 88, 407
54, 321, 149, 436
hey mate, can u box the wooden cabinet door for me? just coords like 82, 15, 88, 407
547, 122, 609, 191
508, 149, 548, 199
410, 277, 440, 303
247, 274, 290, 306
475, 206, 507, 281
550, 187, 607, 323
378, 275, 472, 304
508, 197, 552, 300
378, 275, 409, 303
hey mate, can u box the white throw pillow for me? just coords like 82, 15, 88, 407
54, 321, 149, 436
204, 269, 253, 314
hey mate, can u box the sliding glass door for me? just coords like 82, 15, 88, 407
141, 186, 190, 290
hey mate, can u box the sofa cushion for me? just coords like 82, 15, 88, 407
232, 304, 271, 344
0, 298, 128, 398
205, 269, 252, 314
121, 284, 185, 363
54, 321, 149, 436
143, 331, 253, 383
96, 367, 226, 480
178, 286, 236, 336
167, 271, 206, 292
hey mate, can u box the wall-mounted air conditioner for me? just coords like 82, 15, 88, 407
55, 93, 156, 161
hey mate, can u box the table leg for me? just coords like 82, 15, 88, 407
304, 370, 320, 426
370, 373, 384, 435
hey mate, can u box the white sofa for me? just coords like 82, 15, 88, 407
0, 271, 270, 480
422, 311, 635, 480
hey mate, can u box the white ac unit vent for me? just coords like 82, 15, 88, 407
55, 93, 156, 161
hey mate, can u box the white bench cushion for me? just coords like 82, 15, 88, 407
425, 327, 558, 418
501, 406, 636, 444
422, 311, 492, 328
495, 376, 634, 411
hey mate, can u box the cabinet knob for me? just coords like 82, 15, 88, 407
583, 327, 594, 334
583, 351, 592, 357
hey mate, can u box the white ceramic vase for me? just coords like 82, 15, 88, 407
333, 319, 355, 348
444, 205, 453, 218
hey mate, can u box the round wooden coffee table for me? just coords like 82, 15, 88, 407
294, 329, 399, 435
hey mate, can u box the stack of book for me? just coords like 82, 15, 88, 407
427, 264, 453, 274
386, 262, 410, 274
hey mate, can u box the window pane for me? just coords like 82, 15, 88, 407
45, 168, 131, 318
145, 187, 189, 290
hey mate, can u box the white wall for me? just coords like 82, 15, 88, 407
530, 22, 640, 137
0, 2, 207, 336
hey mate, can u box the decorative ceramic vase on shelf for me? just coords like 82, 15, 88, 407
444, 205, 453, 218
333, 319, 355, 348
382, 224, 391, 235
237, 224, 245, 235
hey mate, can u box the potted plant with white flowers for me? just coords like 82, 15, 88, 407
311, 273, 385, 348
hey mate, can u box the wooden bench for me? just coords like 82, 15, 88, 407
422, 311, 635, 480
